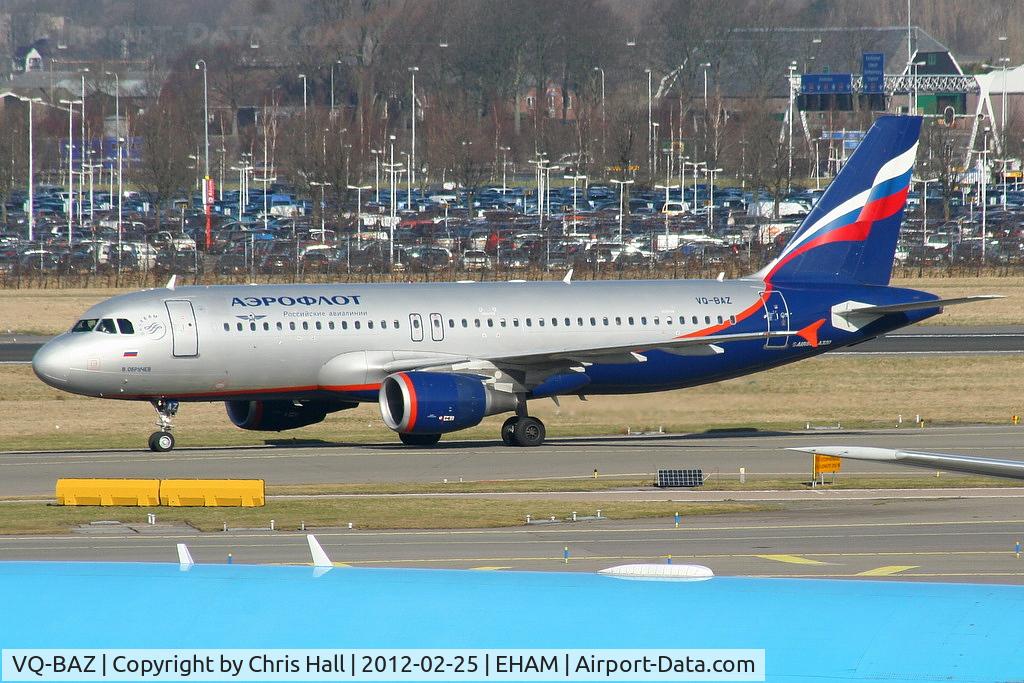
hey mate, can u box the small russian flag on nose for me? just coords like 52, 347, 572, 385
123, 350, 139, 358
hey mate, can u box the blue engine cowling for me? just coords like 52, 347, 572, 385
379, 372, 514, 435
226, 399, 357, 431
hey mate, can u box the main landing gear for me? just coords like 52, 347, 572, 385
501, 415, 546, 447
149, 399, 179, 452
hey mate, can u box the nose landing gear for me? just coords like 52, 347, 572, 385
149, 399, 179, 452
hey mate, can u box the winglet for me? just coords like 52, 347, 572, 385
307, 534, 333, 568
796, 319, 826, 348
165, 275, 177, 290
176, 543, 194, 569
563, 268, 573, 284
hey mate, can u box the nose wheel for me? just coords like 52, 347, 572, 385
149, 399, 179, 452
501, 416, 546, 447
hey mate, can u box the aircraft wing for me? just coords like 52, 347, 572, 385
789, 446, 1024, 480
493, 320, 826, 366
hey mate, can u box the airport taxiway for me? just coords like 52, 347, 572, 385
0, 497, 1022, 583
1, 425, 1023, 497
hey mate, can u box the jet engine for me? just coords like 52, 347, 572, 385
379, 372, 516, 435
226, 399, 357, 431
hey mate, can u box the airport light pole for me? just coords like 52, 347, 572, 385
499, 146, 511, 194
309, 181, 332, 244
79, 69, 90, 227
705, 167, 723, 232
347, 184, 371, 247
18, 96, 41, 242
564, 173, 586, 235
105, 71, 123, 264
654, 183, 672, 251
194, 60, 212, 249
299, 73, 308, 115
59, 98, 82, 247
370, 148, 382, 203
610, 178, 634, 243
330, 60, 342, 116
593, 66, 606, 158
786, 61, 797, 191
409, 66, 418, 185
644, 67, 653, 172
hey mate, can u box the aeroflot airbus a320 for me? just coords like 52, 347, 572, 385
33, 115, 998, 451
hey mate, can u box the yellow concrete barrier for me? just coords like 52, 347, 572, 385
56, 479, 160, 506
159, 479, 265, 507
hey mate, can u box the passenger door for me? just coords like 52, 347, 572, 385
761, 290, 791, 349
165, 300, 199, 357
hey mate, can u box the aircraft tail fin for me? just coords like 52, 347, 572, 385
757, 115, 922, 287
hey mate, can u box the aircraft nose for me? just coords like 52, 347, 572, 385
32, 339, 71, 386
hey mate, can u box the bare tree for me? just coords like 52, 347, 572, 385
133, 85, 197, 231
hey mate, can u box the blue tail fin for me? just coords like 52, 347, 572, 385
758, 115, 921, 286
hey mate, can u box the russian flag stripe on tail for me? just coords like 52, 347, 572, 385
758, 115, 922, 286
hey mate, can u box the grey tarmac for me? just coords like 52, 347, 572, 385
2, 424, 1024, 497
1, 497, 1023, 584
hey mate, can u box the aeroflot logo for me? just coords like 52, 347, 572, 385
231, 294, 362, 307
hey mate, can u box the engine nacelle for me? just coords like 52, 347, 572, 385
379, 372, 516, 435
226, 399, 357, 431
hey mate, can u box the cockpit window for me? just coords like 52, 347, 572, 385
117, 319, 135, 335
96, 318, 117, 334
71, 319, 98, 333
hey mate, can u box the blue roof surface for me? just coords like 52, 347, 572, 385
1, 562, 1022, 681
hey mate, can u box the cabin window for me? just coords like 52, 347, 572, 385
614, 317, 621, 326
705, 316, 711, 324
250, 322, 256, 331
342, 321, 348, 330
717, 315, 723, 324
475, 319, 481, 328
513, 318, 520, 327
487, 318, 494, 328
328, 321, 335, 330
462, 319, 469, 328
526, 318, 533, 327
367, 321, 374, 330
500, 319, 507, 328
117, 319, 135, 334
315, 321, 322, 330
412, 318, 420, 329
263, 322, 270, 331
354, 321, 361, 330
729, 315, 736, 324
302, 321, 309, 331
448, 319, 455, 328
590, 317, 597, 326
628, 317, 635, 325
640, 317, 647, 326
381, 320, 388, 329
539, 318, 545, 327
653, 317, 660, 325
564, 317, 571, 326
602, 317, 609, 326
679, 316, 685, 325
289, 322, 296, 330
393, 320, 400, 329
551, 318, 558, 327
96, 318, 117, 334
223, 323, 230, 332
277, 322, 283, 331
692, 316, 698, 325
237, 322, 244, 331
576, 317, 583, 326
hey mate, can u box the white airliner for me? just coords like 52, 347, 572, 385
32, 116, 997, 451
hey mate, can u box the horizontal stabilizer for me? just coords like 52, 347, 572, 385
844, 295, 1004, 316
789, 446, 1024, 480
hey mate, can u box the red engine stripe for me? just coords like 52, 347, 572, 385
398, 372, 418, 431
